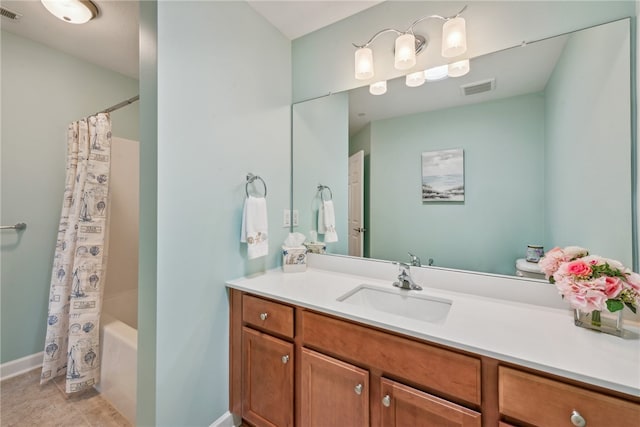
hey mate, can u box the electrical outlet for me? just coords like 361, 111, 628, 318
283, 209, 291, 227
292, 210, 299, 226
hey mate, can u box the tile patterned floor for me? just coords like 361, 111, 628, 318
0, 368, 131, 427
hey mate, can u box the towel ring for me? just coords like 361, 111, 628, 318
246, 173, 267, 198
317, 184, 332, 201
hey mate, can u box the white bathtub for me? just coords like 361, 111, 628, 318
96, 290, 137, 424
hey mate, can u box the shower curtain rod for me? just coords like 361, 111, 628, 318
95, 95, 139, 116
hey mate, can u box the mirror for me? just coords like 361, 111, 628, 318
292, 18, 634, 277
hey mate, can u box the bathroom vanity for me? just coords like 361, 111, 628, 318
227, 257, 640, 427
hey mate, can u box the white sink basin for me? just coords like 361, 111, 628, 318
337, 284, 452, 324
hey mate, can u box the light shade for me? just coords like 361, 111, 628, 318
41, 0, 98, 24
369, 80, 387, 95
355, 47, 374, 80
442, 17, 467, 58
405, 71, 426, 87
448, 59, 470, 77
424, 65, 449, 82
394, 33, 416, 70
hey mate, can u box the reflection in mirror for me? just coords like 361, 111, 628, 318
292, 18, 634, 277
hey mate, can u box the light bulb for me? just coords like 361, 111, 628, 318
442, 17, 467, 58
448, 59, 470, 77
394, 34, 416, 70
405, 71, 426, 87
369, 81, 387, 95
354, 47, 374, 80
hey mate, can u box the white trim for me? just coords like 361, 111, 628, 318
0, 351, 43, 381
209, 411, 241, 427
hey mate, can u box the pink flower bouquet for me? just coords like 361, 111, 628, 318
539, 246, 639, 314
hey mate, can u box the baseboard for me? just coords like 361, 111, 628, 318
0, 351, 43, 381
209, 411, 241, 427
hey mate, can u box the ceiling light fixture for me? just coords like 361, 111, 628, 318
41, 0, 98, 24
353, 5, 468, 82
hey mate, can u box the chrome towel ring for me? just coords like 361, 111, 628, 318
0, 222, 27, 230
246, 173, 267, 198
317, 184, 333, 201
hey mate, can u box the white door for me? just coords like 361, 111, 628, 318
348, 150, 364, 257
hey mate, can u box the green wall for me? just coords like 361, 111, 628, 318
150, 1, 291, 424
545, 19, 632, 267
0, 31, 139, 364
368, 93, 545, 275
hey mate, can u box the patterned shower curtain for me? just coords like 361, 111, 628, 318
41, 114, 112, 393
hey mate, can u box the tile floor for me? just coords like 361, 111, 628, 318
0, 368, 131, 427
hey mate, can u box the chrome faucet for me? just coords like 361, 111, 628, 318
392, 262, 422, 291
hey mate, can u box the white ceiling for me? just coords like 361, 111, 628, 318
1, 0, 139, 79
0, 0, 379, 80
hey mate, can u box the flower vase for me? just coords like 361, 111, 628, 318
574, 309, 624, 337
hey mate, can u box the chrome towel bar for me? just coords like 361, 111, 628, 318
1, 222, 27, 230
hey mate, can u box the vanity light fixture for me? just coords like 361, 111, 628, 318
448, 59, 470, 77
369, 80, 388, 95
405, 71, 426, 87
353, 5, 468, 81
41, 0, 98, 24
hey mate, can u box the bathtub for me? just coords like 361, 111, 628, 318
95, 289, 137, 424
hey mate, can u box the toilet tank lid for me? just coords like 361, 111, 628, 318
516, 258, 544, 274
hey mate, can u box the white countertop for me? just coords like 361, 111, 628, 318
226, 256, 640, 398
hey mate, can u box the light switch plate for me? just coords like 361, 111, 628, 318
283, 209, 291, 227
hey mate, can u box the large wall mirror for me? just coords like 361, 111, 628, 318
292, 17, 635, 277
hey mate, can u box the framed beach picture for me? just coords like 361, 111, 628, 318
421, 149, 464, 202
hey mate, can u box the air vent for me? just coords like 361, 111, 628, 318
460, 78, 496, 96
0, 6, 22, 21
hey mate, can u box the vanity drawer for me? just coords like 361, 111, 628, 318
243, 294, 294, 339
301, 310, 481, 406
499, 366, 640, 426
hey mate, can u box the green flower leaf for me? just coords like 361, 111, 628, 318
624, 302, 637, 314
606, 299, 624, 312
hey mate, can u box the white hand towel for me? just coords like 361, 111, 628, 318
241, 196, 268, 259
319, 200, 338, 243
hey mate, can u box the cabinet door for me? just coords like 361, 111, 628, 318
242, 327, 294, 427
300, 348, 369, 427
380, 378, 481, 427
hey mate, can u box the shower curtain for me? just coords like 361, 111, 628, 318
41, 114, 112, 393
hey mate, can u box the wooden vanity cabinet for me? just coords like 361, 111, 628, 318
229, 289, 640, 427
380, 378, 482, 427
498, 367, 640, 427
242, 327, 294, 427
300, 348, 369, 427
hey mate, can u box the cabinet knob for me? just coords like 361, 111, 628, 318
382, 394, 391, 407
354, 384, 363, 395
259, 312, 268, 321
281, 355, 289, 364
570, 410, 586, 427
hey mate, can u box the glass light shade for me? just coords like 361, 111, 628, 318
355, 47, 374, 80
394, 34, 416, 70
424, 65, 449, 81
369, 81, 387, 95
41, 0, 97, 24
442, 17, 467, 58
448, 59, 470, 77
405, 71, 426, 87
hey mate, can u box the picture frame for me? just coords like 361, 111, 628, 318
421, 149, 464, 202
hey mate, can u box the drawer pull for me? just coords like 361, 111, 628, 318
281, 354, 289, 364
354, 384, 363, 395
382, 394, 391, 407
570, 410, 586, 427
259, 312, 268, 321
